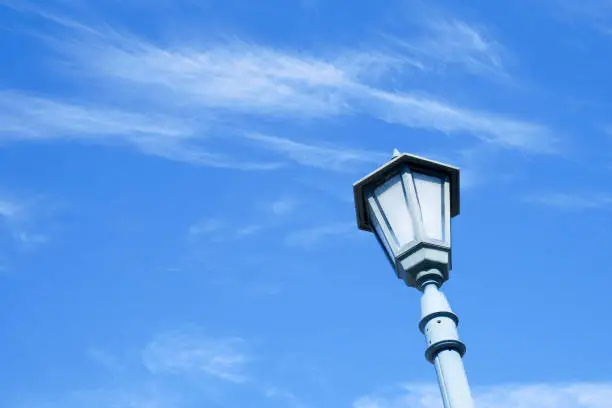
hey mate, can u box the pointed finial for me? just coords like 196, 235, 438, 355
392, 148, 401, 158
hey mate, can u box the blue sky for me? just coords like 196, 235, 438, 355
1, 0, 612, 407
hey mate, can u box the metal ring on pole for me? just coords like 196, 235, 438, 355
424, 339, 467, 364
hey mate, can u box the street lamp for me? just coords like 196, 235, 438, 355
353, 149, 474, 408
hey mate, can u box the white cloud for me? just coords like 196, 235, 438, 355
15, 232, 48, 246
525, 192, 612, 210
0, 92, 282, 170
246, 133, 388, 171
0, 193, 50, 251
6, 9, 558, 158
388, 18, 507, 78
0, 2, 562, 189
0, 198, 23, 220
0, 91, 189, 140
358, 89, 559, 153
71, 32, 555, 153
265, 386, 306, 408
188, 218, 266, 241
187, 218, 225, 236
142, 327, 251, 383
236, 224, 264, 237
284, 222, 357, 249
270, 197, 298, 216
354, 382, 612, 408
58, 35, 355, 118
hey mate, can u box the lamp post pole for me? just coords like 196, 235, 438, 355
418, 269, 474, 408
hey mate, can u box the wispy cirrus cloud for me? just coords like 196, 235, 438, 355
236, 225, 264, 237
142, 327, 252, 384
284, 222, 358, 249
0, 3, 561, 167
354, 381, 612, 408
387, 18, 508, 78
13, 327, 252, 408
525, 192, 612, 210
187, 218, 266, 242
0, 92, 283, 170
15, 326, 299, 407
265, 386, 308, 408
0, 197, 24, 221
0, 91, 189, 140
187, 218, 225, 237
269, 196, 298, 216
357, 89, 559, 153
65, 39, 355, 118
0, 192, 51, 252
62, 32, 555, 154
186, 194, 301, 245
245, 133, 388, 171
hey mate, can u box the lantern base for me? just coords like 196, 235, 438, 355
395, 241, 451, 288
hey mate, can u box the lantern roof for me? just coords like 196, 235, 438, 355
353, 152, 460, 232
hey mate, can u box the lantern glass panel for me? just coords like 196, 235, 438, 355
413, 172, 445, 241
367, 203, 396, 263
374, 173, 415, 248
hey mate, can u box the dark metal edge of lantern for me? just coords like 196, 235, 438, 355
353, 153, 461, 232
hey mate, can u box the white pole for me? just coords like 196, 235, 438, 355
434, 349, 474, 407
420, 282, 474, 408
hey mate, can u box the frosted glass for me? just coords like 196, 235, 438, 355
374, 174, 415, 247
413, 172, 444, 241
368, 204, 395, 260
